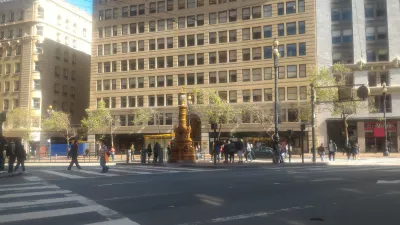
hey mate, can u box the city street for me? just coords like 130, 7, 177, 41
1, 163, 400, 225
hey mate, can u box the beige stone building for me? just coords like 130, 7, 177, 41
0, 0, 91, 148
91, 0, 315, 152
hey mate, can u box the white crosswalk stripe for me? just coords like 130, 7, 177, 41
0, 178, 141, 225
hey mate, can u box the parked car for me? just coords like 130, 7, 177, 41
251, 146, 274, 158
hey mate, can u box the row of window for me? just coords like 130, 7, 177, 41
0, 11, 24, 23
0, 45, 23, 58
114, 113, 174, 126
55, 47, 78, 64
0, 63, 21, 75
53, 83, 76, 97
2, 99, 19, 111
0, 80, 20, 92
96, 66, 307, 92
0, 28, 24, 39
54, 66, 77, 81
98, 0, 305, 21
97, 44, 306, 73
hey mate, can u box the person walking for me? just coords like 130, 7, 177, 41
317, 143, 325, 162
110, 146, 115, 161
99, 142, 110, 173
6, 140, 16, 173
328, 140, 337, 161
153, 142, 160, 163
146, 143, 152, 163
14, 140, 26, 172
228, 140, 236, 163
237, 139, 245, 163
214, 141, 221, 163
67, 140, 82, 170
130, 143, 135, 161
0, 137, 6, 171
352, 143, 359, 160
223, 141, 229, 163
245, 141, 253, 162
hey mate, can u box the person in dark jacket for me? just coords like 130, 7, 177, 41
146, 143, 152, 163
67, 140, 82, 170
228, 140, 236, 163
14, 140, 26, 172
0, 136, 6, 171
153, 142, 160, 163
6, 140, 16, 173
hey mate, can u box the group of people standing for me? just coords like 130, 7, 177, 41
317, 140, 360, 161
213, 139, 251, 163
142, 142, 162, 164
0, 138, 26, 173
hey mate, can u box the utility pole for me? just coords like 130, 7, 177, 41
311, 84, 316, 163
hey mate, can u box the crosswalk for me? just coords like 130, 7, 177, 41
0, 177, 140, 225
260, 165, 400, 174
25, 165, 222, 181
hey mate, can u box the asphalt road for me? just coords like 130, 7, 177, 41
1, 163, 400, 225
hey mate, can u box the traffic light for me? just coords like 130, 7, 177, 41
338, 87, 353, 101
211, 123, 218, 130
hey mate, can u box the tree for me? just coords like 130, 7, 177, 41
5, 107, 40, 142
301, 64, 374, 146
42, 111, 76, 147
130, 108, 161, 132
81, 100, 119, 147
192, 88, 242, 140
242, 104, 276, 138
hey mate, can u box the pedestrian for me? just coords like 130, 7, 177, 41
98, 142, 110, 173
237, 139, 245, 163
6, 140, 16, 173
130, 143, 135, 161
245, 141, 253, 162
346, 143, 352, 160
140, 147, 147, 164
146, 143, 152, 163
0, 136, 6, 171
328, 140, 337, 161
223, 141, 229, 163
317, 143, 325, 162
14, 140, 26, 172
67, 139, 82, 170
228, 140, 236, 163
214, 141, 221, 163
110, 146, 115, 161
153, 142, 160, 163
352, 143, 359, 160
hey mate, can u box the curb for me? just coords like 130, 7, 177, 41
0, 172, 23, 179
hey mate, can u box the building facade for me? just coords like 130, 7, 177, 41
91, 0, 316, 152
316, 0, 400, 152
0, 0, 91, 148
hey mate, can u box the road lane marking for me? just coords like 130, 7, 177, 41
338, 188, 364, 194
0, 196, 82, 209
377, 180, 400, 184
101, 192, 182, 201
84, 218, 140, 225
0, 190, 71, 199
41, 170, 85, 179
115, 166, 179, 173
23, 176, 42, 181
310, 178, 344, 182
0, 185, 59, 192
76, 169, 119, 177
0, 182, 43, 188
0, 205, 104, 223
97, 181, 150, 187
108, 168, 152, 175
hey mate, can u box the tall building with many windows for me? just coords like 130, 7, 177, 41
0, 0, 91, 147
316, 0, 400, 153
91, 0, 315, 152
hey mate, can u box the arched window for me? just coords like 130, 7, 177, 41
9, 11, 14, 22
37, 6, 44, 19
57, 15, 62, 26
16, 44, 22, 55
82, 28, 87, 37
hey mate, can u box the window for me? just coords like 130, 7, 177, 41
197, 53, 204, 65
14, 80, 20, 91
332, 30, 341, 44
367, 50, 376, 62
286, 1, 296, 14
3, 100, 8, 111
36, 26, 43, 36
253, 89, 262, 102
167, 37, 174, 48
34, 61, 40, 72
5, 64, 11, 74
167, 0, 174, 11
121, 60, 128, 71
218, 51, 227, 63
242, 28, 250, 41
287, 44, 297, 56
129, 59, 136, 70
112, 79, 117, 90
16, 45, 22, 55
38, 6, 44, 19
277, 3, 284, 15
243, 90, 251, 102
187, 73, 195, 85
342, 8, 352, 21
219, 91, 227, 102
150, 2, 157, 13
264, 46, 272, 59
377, 26, 387, 40
252, 47, 261, 60
105, 9, 112, 20
178, 36, 186, 48
279, 87, 285, 101
209, 52, 217, 64
279, 66, 285, 79
264, 67, 272, 80
229, 70, 237, 82
219, 31, 227, 43
287, 22, 296, 35
219, 71, 227, 83
332, 9, 340, 21
209, 72, 217, 84
278, 24, 284, 36
149, 58, 156, 69
366, 27, 375, 41
298, 0, 305, 12
128, 41, 135, 52
167, 56, 174, 67
242, 8, 250, 20
242, 69, 250, 82
197, 73, 204, 84
149, 39, 156, 50
197, 14, 204, 26
178, 55, 185, 66
139, 59, 145, 70
229, 30, 237, 42
122, 24, 128, 35
129, 23, 136, 34
113, 8, 118, 19
242, 48, 250, 61
139, 4, 145, 15
378, 49, 388, 61
156, 38, 164, 50
263, 25, 272, 38
187, 35, 195, 46
252, 27, 261, 39
210, 0, 217, 5
32, 98, 40, 109
166, 113, 173, 125
149, 21, 156, 32
178, 74, 185, 86
252, 6, 261, 18
300, 86, 307, 100
178, 0, 186, 9
376, 3, 386, 17
188, 15, 196, 27
219, 11, 227, 23
138, 77, 144, 88
264, 88, 272, 101
197, 33, 204, 45
166, 75, 173, 86
288, 109, 298, 122
229, 50, 237, 62
252, 68, 262, 81
187, 54, 195, 66
287, 65, 297, 78
209, 13, 217, 25
149, 76, 156, 88
263, 4, 272, 17
208, 32, 216, 44
122, 6, 129, 17
138, 22, 145, 33
104, 44, 111, 55
342, 29, 353, 43
229, 91, 237, 103
14, 63, 20, 73
299, 42, 306, 56
138, 41, 144, 51
167, 19, 174, 30
229, 9, 237, 22
129, 78, 136, 89
365, 5, 374, 18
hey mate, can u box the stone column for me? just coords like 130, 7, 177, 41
357, 121, 365, 152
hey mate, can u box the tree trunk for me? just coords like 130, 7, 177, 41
66, 130, 70, 153
343, 116, 349, 146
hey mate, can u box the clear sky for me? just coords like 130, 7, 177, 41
67, 0, 93, 14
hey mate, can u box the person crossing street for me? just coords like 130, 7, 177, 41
14, 140, 26, 172
6, 140, 16, 173
67, 139, 82, 170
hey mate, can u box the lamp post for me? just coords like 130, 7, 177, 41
188, 95, 193, 147
272, 37, 281, 160
47, 105, 53, 115
382, 82, 389, 156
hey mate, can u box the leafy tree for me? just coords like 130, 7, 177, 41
242, 104, 276, 138
81, 100, 119, 147
5, 107, 40, 143
41, 111, 76, 147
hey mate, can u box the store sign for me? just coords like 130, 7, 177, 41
365, 122, 397, 131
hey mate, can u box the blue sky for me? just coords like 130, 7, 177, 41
67, 0, 93, 14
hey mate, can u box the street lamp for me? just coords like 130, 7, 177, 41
382, 82, 389, 156
273, 37, 281, 161
188, 95, 193, 127
47, 105, 53, 115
